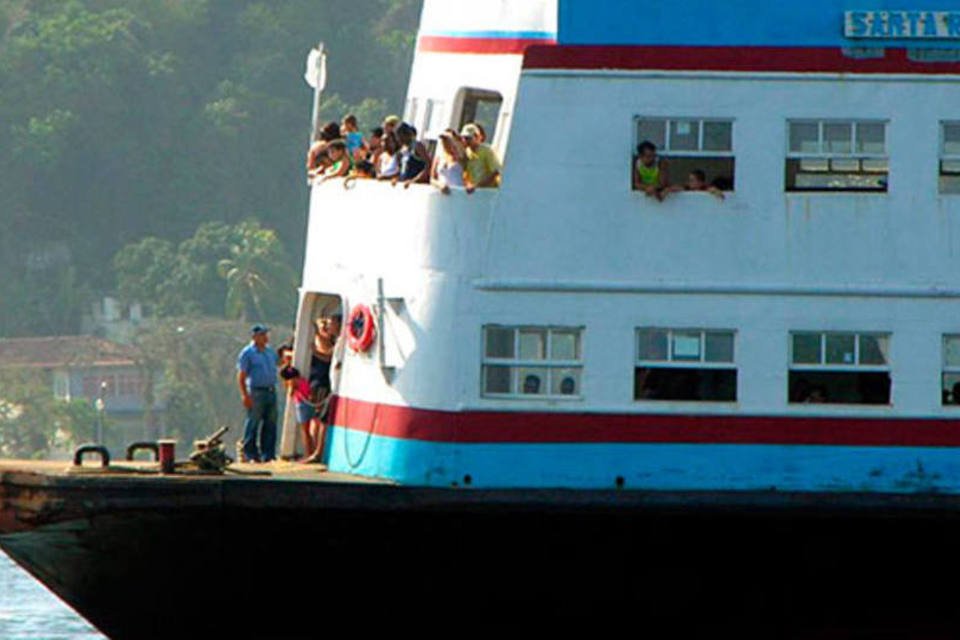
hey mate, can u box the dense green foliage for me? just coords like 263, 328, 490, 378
0, 1, 420, 457
131, 316, 253, 448
0, 369, 97, 457
114, 220, 296, 321
0, 0, 420, 335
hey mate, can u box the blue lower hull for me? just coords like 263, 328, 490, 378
325, 424, 960, 493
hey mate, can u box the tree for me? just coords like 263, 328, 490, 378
113, 219, 297, 324
0, 369, 97, 458
217, 221, 296, 322
113, 237, 192, 316
0, 0, 421, 338
131, 316, 254, 450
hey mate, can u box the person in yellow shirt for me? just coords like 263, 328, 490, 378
460, 123, 501, 193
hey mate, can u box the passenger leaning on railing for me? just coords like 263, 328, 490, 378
394, 123, 431, 188
375, 131, 401, 180
633, 140, 671, 201
341, 113, 366, 163
431, 130, 467, 194
306, 121, 342, 178
315, 140, 350, 182
382, 114, 401, 138
461, 123, 501, 193
308, 115, 499, 191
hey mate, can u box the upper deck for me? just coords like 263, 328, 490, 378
309, 0, 960, 296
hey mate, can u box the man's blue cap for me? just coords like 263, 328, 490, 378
250, 324, 270, 335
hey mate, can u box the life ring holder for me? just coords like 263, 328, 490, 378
346, 304, 376, 353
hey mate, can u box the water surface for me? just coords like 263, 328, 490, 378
0, 550, 104, 639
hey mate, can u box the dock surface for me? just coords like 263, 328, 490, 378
0, 458, 388, 484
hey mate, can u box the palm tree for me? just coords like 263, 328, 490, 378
216, 221, 295, 322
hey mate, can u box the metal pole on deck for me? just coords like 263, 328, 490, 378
95, 381, 107, 445
305, 43, 327, 143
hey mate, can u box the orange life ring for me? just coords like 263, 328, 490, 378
346, 304, 376, 352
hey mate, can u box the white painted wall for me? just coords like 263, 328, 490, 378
494, 70, 960, 288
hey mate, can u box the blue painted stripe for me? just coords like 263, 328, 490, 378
558, 0, 960, 49
421, 29, 557, 40
325, 425, 960, 494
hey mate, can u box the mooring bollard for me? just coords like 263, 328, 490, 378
157, 439, 177, 474
125, 442, 159, 462
73, 444, 110, 468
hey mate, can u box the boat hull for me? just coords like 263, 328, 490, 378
3, 467, 960, 636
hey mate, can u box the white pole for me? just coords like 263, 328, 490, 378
305, 43, 327, 142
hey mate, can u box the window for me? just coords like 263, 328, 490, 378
940, 122, 960, 194
53, 371, 70, 400
635, 328, 737, 401
115, 372, 143, 397
405, 97, 419, 130
458, 89, 502, 144
789, 332, 891, 404
786, 120, 888, 192
634, 117, 735, 191
482, 326, 583, 398
422, 98, 447, 139
81, 375, 104, 399
942, 335, 960, 405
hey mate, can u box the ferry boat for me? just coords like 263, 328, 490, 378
5, 1, 960, 636
298, 0, 960, 494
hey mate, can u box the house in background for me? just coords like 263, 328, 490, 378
0, 335, 164, 439
81, 296, 148, 344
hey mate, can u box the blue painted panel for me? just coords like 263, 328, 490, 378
325, 425, 960, 493
558, 0, 960, 49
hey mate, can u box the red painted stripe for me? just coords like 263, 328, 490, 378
523, 45, 960, 75
329, 396, 960, 447
418, 35, 556, 55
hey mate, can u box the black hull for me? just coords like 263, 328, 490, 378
4, 471, 960, 637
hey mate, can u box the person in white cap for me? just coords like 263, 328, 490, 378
460, 123, 501, 194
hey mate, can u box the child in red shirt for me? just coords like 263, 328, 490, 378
281, 366, 316, 460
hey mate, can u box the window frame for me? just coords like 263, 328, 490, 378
633, 117, 736, 192
788, 331, 891, 373
481, 325, 584, 400
940, 121, 960, 195
785, 119, 889, 193
941, 334, 960, 405
788, 331, 892, 406
636, 328, 736, 369
634, 117, 735, 158
634, 328, 738, 403
456, 87, 503, 145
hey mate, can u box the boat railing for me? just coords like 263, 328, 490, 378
304, 177, 499, 275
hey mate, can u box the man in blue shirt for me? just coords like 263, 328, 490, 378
237, 324, 279, 462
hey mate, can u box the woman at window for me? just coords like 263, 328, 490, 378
430, 130, 466, 194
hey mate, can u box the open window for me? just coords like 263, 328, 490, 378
940, 122, 960, 194
633, 117, 735, 192
457, 88, 503, 143
789, 332, 891, 405
786, 120, 888, 192
635, 328, 737, 401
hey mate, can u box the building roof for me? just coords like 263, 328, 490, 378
0, 336, 138, 369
